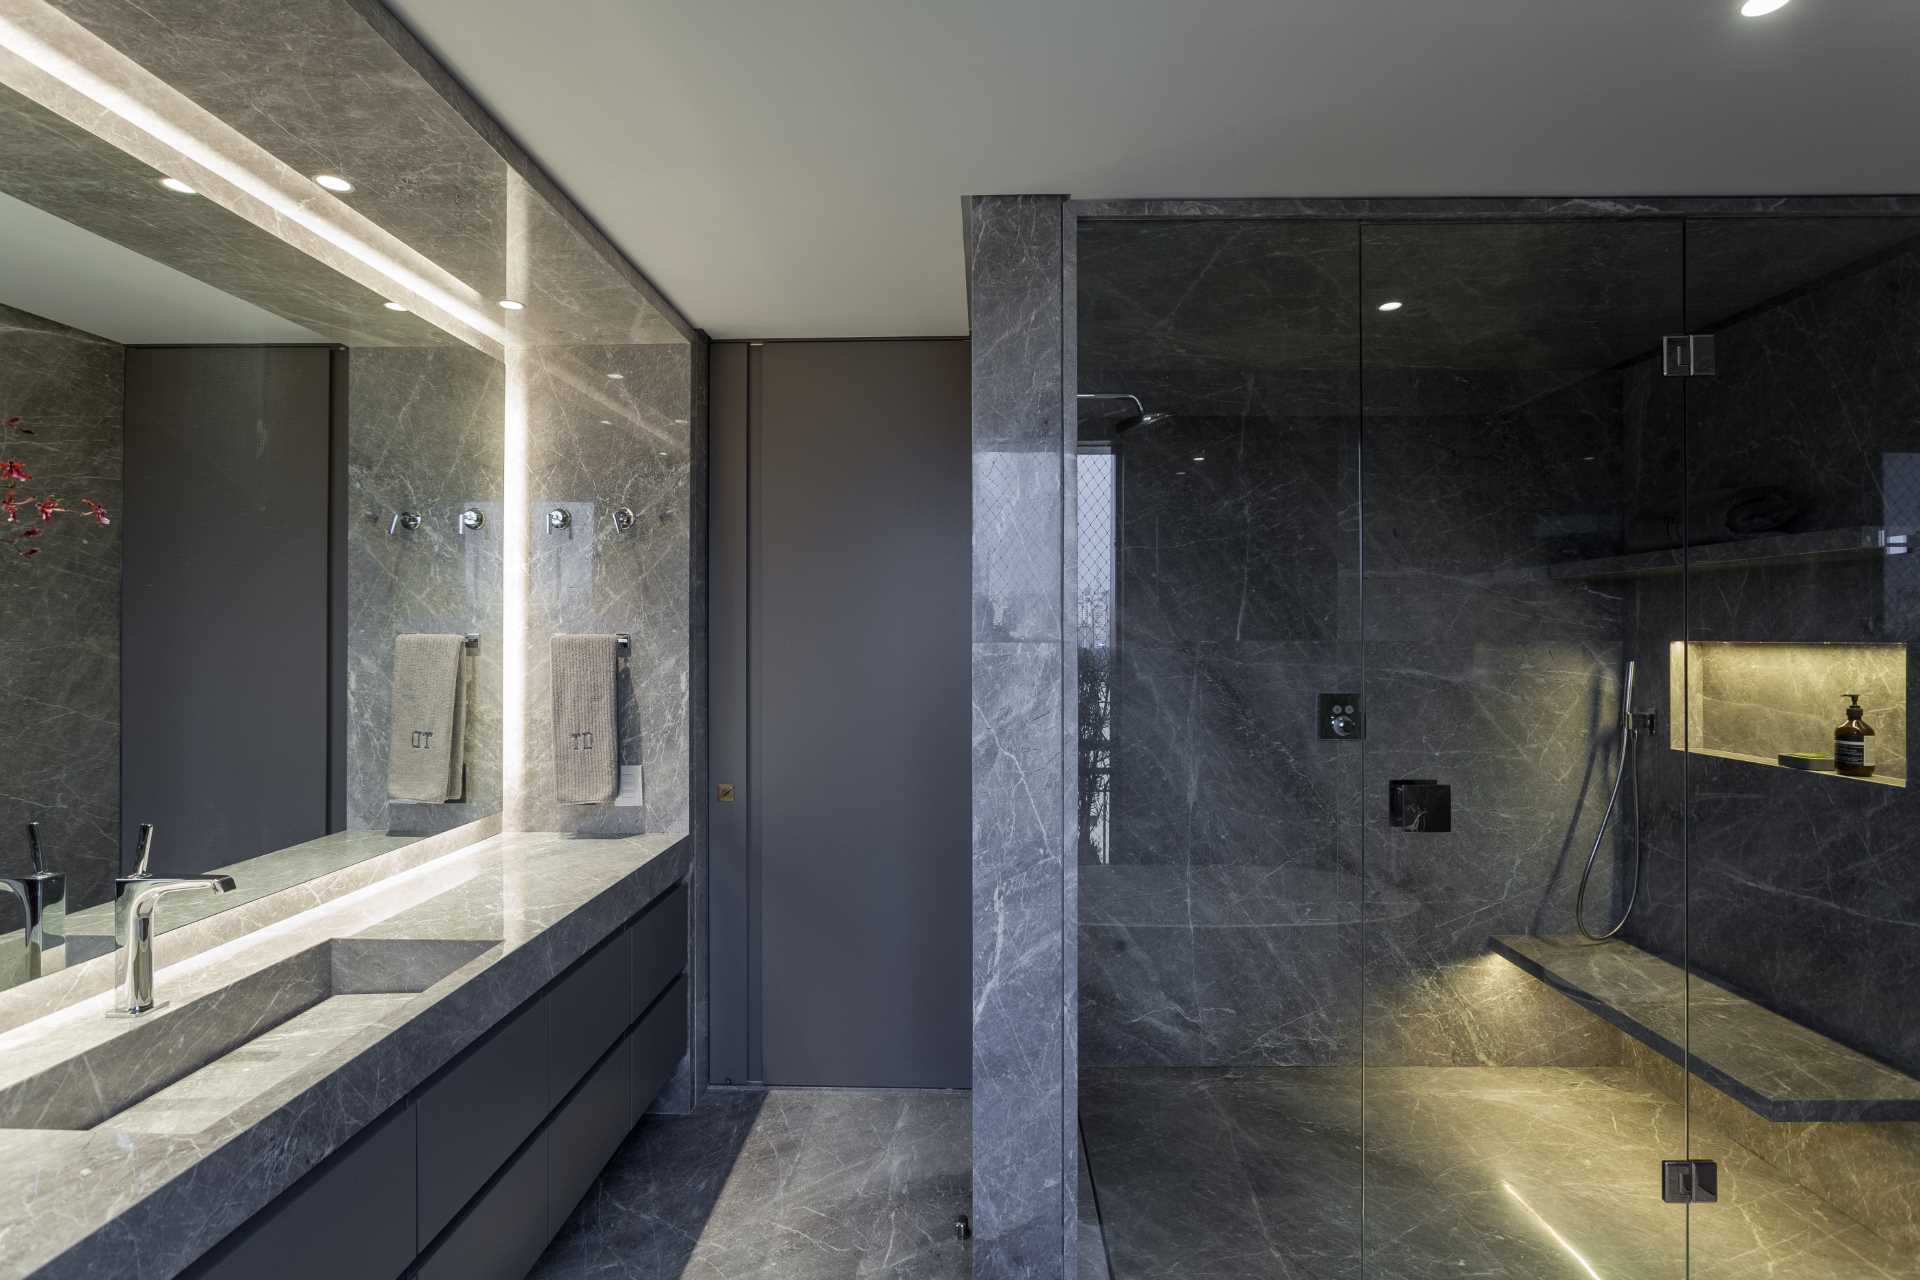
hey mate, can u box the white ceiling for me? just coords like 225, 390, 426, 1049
388, 0, 1920, 340
0, 192, 322, 345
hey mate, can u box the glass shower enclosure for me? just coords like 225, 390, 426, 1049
1073, 206, 1920, 1279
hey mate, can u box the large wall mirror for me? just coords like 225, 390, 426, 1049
0, 43, 505, 993
0, 0, 693, 1012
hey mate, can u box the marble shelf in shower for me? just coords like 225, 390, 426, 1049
1676, 745, 1904, 787
1490, 933, 1920, 1122
1547, 526, 1897, 581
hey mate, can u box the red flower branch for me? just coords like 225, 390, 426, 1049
2, 414, 109, 559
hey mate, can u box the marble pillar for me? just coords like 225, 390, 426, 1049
969, 194, 1075, 1279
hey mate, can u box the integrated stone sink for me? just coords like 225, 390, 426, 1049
0, 937, 492, 1132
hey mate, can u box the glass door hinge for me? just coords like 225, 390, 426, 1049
1662, 1159, 1718, 1204
1662, 335, 1717, 376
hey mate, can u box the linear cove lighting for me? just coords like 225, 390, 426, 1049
313, 173, 353, 192
158, 176, 194, 193
1740, 0, 1791, 13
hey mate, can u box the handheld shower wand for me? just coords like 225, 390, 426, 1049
1575, 659, 1649, 942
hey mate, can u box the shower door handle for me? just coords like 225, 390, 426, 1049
1389, 780, 1451, 832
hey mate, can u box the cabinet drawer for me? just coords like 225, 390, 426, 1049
631, 975, 688, 1122
631, 882, 687, 1019
189, 1104, 415, 1280
548, 929, 632, 1107
413, 1130, 549, 1280
547, 1035, 633, 1237
417, 998, 548, 1243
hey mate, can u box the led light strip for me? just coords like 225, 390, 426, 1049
0, 0, 504, 353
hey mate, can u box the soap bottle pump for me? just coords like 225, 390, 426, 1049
1835, 693, 1876, 778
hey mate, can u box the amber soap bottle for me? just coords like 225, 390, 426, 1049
1835, 693, 1876, 778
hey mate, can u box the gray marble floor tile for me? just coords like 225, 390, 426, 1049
533, 1087, 971, 1280
1084, 1065, 1916, 1280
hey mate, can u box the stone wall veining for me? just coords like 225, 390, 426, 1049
346, 345, 504, 835
1076, 218, 1657, 1071
1626, 224, 1920, 1079
969, 194, 1077, 1280
513, 342, 691, 839
0, 302, 122, 922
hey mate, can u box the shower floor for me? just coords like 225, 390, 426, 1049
1081, 1066, 1912, 1279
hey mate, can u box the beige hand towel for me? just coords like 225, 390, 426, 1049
552, 633, 619, 803
387, 634, 471, 803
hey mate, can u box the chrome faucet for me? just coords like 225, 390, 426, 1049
111, 825, 235, 1016
1, 823, 65, 982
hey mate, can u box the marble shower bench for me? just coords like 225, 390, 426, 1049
1491, 934, 1920, 1123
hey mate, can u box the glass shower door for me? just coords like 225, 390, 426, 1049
1678, 216, 1920, 1280
1357, 218, 1691, 1278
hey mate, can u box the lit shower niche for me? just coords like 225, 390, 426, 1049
1668, 640, 1907, 786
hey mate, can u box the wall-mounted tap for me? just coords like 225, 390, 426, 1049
0, 823, 65, 982
110, 825, 235, 1016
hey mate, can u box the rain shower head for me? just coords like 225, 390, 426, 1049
1078, 392, 1172, 435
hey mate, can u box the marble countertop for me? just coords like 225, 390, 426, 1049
0, 829, 689, 1280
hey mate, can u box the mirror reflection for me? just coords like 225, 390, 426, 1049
0, 85, 504, 991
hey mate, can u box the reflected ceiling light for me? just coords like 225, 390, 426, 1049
497, 298, 525, 311
0, 6, 502, 353
158, 176, 195, 193
383, 301, 409, 312
1377, 299, 1404, 312
606, 372, 625, 380
1502, 1183, 1602, 1280
1740, 0, 1791, 14
313, 173, 353, 192
1192, 455, 1206, 463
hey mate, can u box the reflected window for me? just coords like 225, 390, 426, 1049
1077, 446, 1116, 863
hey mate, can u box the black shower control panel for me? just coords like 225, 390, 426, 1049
1389, 780, 1451, 832
1319, 693, 1363, 740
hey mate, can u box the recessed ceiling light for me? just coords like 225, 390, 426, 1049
158, 177, 195, 194
1740, 0, 1791, 14
313, 174, 353, 193
497, 299, 525, 311
383, 301, 409, 312
1377, 300, 1404, 312
1192, 455, 1206, 463
606, 372, 625, 380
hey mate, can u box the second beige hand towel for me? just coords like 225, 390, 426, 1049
552, 633, 619, 803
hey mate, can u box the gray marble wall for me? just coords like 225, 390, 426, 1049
1076, 219, 1637, 1071
513, 342, 691, 839
969, 194, 1077, 1280
0, 303, 122, 916
1625, 222, 1920, 1079
346, 345, 504, 835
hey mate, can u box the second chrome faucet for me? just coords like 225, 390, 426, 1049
111, 824, 234, 1017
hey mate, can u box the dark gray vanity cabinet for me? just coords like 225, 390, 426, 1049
185, 1102, 418, 1280
183, 879, 689, 1280
416, 996, 550, 1241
